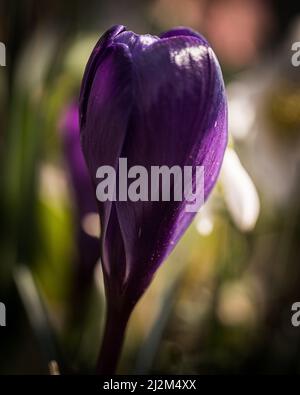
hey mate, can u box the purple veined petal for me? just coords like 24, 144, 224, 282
159, 26, 209, 46
114, 30, 160, 56
111, 35, 227, 300
80, 42, 134, 278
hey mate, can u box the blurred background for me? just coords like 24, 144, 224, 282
1, 0, 300, 374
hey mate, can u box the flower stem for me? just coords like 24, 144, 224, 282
96, 304, 131, 374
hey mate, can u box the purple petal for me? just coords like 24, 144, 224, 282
115, 36, 227, 297
79, 25, 126, 129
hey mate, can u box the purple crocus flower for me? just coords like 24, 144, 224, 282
60, 103, 99, 301
79, 25, 227, 373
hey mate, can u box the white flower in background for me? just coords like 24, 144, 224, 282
227, 83, 257, 141
195, 147, 260, 234
221, 148, 260, 232
195, 203, 214, 236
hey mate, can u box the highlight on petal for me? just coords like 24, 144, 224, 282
159, 26, 209, 46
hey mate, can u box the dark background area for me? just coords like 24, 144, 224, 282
1, 0, 300, 374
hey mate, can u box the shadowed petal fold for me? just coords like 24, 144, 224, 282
80, 40, 134, 276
